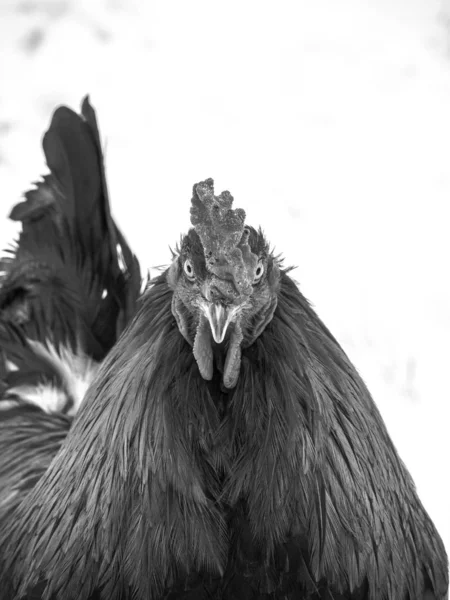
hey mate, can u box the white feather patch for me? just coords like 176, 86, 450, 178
8, 340, 99, 416
6, 382, 68, 414
5, 360, 19, 372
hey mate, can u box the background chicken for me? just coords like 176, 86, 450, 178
0, 97, 141, 532
0, 163, 447, 598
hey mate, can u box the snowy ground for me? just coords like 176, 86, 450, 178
0, 0, 449, 553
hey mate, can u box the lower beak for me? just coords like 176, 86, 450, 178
201, 302, 239, 343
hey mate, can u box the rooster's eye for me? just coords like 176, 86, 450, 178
183, 259, 195, 281
253, 261, 264, 283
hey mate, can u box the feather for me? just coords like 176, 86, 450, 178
2, 272, 448, 599
0, 97, 143, 599
0, 402, 70, 527
1, 95, 141, 362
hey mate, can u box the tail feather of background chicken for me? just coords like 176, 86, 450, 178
0, 98, 447, 600
0, 96, 142, 532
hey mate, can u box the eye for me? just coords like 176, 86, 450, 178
183, 259, 195, 281
253, 260, 264, 283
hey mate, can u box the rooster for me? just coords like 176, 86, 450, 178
0, 132, 447, 597
0, 97, 141, 533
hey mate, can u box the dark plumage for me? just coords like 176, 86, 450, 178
0, 138, 447, 598
0, 397, 71, 527
0, 97, 141, 548
0, 96, 141, 362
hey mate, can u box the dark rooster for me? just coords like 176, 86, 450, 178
0, 170, 447, 598
0, 97, 141, 533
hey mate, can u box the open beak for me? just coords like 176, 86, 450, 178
200, 302, 240, 343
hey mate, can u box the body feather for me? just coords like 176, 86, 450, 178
2, 273, 447, 599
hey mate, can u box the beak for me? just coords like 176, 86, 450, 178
200, 302, 240, 343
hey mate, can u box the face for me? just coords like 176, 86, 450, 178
168, 226, 280, 388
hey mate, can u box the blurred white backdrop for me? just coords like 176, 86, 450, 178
0, 0, 449, 553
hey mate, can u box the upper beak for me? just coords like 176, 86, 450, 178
200, 302, 240, 343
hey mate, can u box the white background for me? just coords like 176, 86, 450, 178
0, 0, 448, 554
